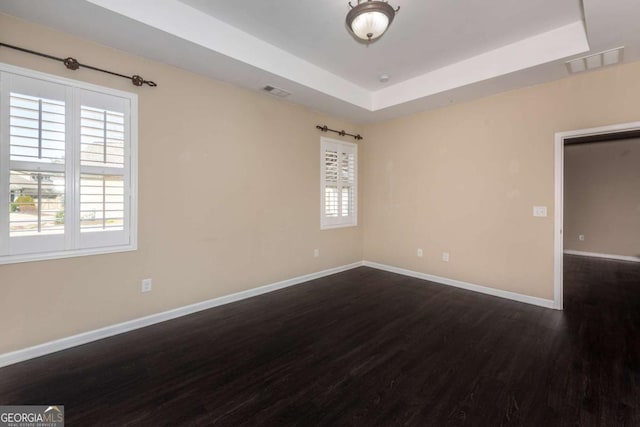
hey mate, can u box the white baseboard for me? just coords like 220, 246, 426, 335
363, 261, 557, 310
563, 250, 640, 263
0, 261, 363, 368
0, 259, 564, 368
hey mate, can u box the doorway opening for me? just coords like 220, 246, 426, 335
554, 122, 640, 309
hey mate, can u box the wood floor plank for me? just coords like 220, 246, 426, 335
1, 256, 639, 426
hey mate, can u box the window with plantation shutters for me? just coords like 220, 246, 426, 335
0, 63, 137, 264
320, 137, 357, 229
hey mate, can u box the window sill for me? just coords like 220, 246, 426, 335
321, 222, 358, 230
0, 244, 137, 265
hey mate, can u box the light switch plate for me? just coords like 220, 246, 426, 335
533, 206, 548, 217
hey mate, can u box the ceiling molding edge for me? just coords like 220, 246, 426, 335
86, 0, 373, 110
87, 1, 589, 114
372, 21, 590, 110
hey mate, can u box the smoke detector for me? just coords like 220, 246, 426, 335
566, 47, 624, 74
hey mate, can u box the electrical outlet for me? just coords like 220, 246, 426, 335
141, 278, 152, 293
314, 248, 320, 258
579, 235, 585, 241
417, 248, 423, 257
442, 252, 450, 262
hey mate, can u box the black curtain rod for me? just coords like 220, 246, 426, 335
316, 125, 363, 140
0, 42, 157, 87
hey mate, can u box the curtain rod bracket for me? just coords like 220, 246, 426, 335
63, 57, 79, 70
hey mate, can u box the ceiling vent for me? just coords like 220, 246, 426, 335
566, 47, 624, 74
262, 85, 291, 97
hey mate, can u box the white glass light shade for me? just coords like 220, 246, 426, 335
346, 1, 398, 42
351, 11, 389, 40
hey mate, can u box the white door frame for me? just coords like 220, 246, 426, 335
554, 120, 640, 310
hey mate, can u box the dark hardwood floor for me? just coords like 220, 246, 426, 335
1, 256, 639, 426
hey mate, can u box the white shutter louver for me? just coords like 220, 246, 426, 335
80, 105, 126, 234
320, 138, 357, 229
80, 106, 125, 168
341, 151, 355, 217
8, 89, 66, 240
324, 149, 339, 218
9, 171, 65, 236
10, 94, 65, 163
80, 174, 125, 232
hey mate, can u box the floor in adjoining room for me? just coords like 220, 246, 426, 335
1, 256, 639, 426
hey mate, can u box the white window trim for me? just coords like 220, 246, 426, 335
320, 136, 358, 230
0, 62, 138, 265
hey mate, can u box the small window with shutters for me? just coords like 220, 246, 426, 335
320, 137, 357, 229
0, 63, 137, 264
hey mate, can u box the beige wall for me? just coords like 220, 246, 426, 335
0, 14, 362, 354
564, 139, 640, 257
362, 60, 640, 299
4, 11, 640, 356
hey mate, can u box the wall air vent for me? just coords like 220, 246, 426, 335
262, 85, 291, 97
566, 47, 624, 74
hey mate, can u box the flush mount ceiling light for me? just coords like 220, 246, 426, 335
346, 1, 400, 42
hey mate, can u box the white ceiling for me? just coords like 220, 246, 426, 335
181, 0, 583, 89
0, 0, 638, 123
